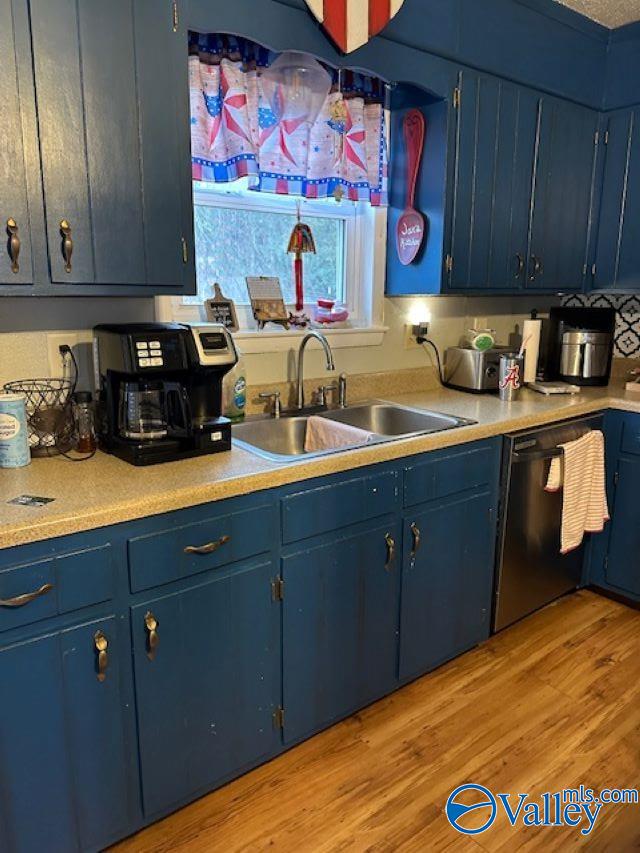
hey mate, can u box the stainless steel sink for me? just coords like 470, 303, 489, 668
233, 401, 475, 463
233, 415, 312, 460
323, 402, 467, 436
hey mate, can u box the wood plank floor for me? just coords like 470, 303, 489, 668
112, 591, 640, 852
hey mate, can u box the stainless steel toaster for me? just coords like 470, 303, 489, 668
443, 346, 512, 393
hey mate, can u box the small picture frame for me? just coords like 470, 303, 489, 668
246, 276, 289, 330
204, 283, 239, 332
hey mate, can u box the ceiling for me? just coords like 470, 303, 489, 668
553, 0, 640, 28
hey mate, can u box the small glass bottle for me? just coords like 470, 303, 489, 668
72, 391, 97, 453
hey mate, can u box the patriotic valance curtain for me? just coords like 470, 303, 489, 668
189, 33, 388, 206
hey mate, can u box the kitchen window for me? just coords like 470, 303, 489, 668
188, 180, 347, 307
161, 179, 387, 351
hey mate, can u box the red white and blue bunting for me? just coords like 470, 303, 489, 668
189, 34, 388, 206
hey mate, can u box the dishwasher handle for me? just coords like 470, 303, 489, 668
512, 447, 564, 463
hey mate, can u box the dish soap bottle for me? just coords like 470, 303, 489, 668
223, 347, 246, 422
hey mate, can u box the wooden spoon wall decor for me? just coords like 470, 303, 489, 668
396, 109, 427, 266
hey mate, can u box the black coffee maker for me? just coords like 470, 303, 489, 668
94, 322, 237, 465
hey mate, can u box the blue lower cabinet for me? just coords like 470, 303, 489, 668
399, 490, 497, 682
0, 615, 129, 853
131, 560, 281, 818
604, 457, 640, 598
282, 521, 402, 744
588, 412, 640, 602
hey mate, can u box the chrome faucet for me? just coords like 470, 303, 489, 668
296, 331, 335, 410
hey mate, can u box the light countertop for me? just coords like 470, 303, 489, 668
1, 382, 639, 550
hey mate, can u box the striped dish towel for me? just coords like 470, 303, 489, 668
545, 430, 610, 554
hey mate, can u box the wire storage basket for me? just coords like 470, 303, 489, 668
3, 378, 75, 456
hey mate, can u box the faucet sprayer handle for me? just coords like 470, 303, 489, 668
259, 391, 282, 418
317, 383, 338, 407
338, 373, 348, 408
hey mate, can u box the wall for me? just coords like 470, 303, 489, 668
0, 293, 557, 390
0, 298, 154, 389
273, 0, 609, 108
603, 22, 640, 110
215, 294, 557, 386
563, 293, 640, 357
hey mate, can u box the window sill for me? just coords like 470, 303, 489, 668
233, 325, 388, 354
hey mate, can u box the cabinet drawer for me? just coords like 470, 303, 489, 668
281, 471, 398, 545
0, 545, 113, 633
128, 503, 273, 592
620, 419, 640, 457
404, 444, 495, 508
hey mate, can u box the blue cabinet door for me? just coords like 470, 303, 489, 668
131, 560, 281, 818
526, 97, 598, 291
29, 0, 193, 290
399, 491, 496, 682
0, 0, 33, 286
0, 616, 129, 853
447, 71, 538, 292
593, 109, 640, 292
603, 457, 640, 599
132, 0, 195, 290
282, 521, 401, 744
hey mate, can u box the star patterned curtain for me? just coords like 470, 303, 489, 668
189, 33, 388, 206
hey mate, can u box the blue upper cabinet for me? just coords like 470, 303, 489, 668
446, 71, 538, 292
0, 0, 195, 296
0, 0, 34, 286
444, 75, 598, 295
526, 96, 599, 292
593, 108, 640, 292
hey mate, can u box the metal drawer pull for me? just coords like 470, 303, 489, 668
515, 253, 524, 278
0, 583, 53, 608
94, 631, 109, 682
60, 219, 73, 273
529, 255, 542, 281
6, 218, 20, 273
410, 522, 422, 559
184, 535, 230, 555
144, 612, 159, 661
384, 533, 396, 571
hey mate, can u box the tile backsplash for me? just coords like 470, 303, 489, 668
562, 294, 640, 358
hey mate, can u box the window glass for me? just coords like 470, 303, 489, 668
189, 203, 345, 306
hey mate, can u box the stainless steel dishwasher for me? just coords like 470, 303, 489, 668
493, 413, 604, 632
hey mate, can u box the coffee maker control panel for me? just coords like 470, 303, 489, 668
189, 324, 238, 369
135, 339, 164, 369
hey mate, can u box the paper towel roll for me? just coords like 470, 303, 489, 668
523, 318, 542, 384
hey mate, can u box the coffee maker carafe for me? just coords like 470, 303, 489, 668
94, 322, 237, 465
118, 380, 190, 441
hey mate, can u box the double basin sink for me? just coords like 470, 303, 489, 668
233, 401, 476, 462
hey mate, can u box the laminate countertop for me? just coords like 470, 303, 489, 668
1, 382, 639, 550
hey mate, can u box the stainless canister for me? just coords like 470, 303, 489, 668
560, 330, 611, 381
498, 354, 524, 402
0, 393, 31, 468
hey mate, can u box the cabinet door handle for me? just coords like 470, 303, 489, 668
94, 631, 109, 682
6, 218, 20, 273
0, 583, 53, 608
515, 253, 524, 279
529, 255, 542, 281
144, 611, 159, 661
184, 535, 230, 555
60, 219, 73, 273
384, 533, 396, 571
410, 522, 422, 559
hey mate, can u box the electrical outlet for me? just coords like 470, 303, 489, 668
404, 324, 421, 350
46, 332, 91, 376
